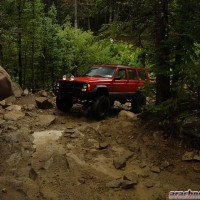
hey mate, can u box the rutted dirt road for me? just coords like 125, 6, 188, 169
0, 93, 200, 200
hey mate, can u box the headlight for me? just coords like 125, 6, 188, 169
63, 75, 66, 80
82, 83, 90, 92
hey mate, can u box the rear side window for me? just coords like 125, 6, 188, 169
138, 70, 147, 80
128, 69, 137, 80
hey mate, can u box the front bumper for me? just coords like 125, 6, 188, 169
54, 88, 95, 101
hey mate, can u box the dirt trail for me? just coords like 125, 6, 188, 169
0, 95, 200, 200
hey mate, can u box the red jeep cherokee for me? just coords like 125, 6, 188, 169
54, 65, 149, 119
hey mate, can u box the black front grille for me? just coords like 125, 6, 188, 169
59, 81, 84, 93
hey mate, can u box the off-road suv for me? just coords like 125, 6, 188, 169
54, 65, 149, 119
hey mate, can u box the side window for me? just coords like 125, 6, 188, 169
116, 69, 126, 80
138, 70, 147, 80
128, 69, 137, 80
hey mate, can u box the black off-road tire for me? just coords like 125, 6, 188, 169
92, 95, 110, 120
132, 93, 146, 113
56, 96, 73, 112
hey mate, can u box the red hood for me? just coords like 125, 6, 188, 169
60, 76, 112, 83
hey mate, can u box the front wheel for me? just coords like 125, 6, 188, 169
92, 95, 110, 120
132, 93, 146, 113
56, 96, 73, 112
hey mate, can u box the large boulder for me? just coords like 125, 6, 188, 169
12, 82, 23, 98
0, 66, 14, 100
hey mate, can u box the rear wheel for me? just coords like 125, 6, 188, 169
92, 95, 110, 120
132, 93, 146, 113
56, 96, 73, 112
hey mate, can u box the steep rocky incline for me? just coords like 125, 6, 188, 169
0, 92, 200, 200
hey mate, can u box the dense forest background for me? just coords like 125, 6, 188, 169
0, 0, 200, 121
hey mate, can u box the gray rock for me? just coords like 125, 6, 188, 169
2, 188, 7, 193
37, 115, 56, 127
106, 179, 122, 188
114, 101, 121, 108
161, 160, 171, 168
27, 104, 36, 111
128, 143, 140, 153
35, 97, 53, 109
113, 151, 134, 169
4, 111, 25, 121
64, 129, 75, 134
139, 170, 150, 178
12, 82, 23, 98
98, 142, 110, 150
78, 177, 86, 184
182, 151, 195, 161
123, 172, 138, 184
4, 95, 16, 105
23, 88, 29, 96
120, 180, 135, 189
26, 112, 38, 117
6, 105, 22, 111
113, 157, 127, 169
151, 166, 161, 173
123, 150, 134, 160
0, 100, 6, 107
194, 154, 200, 161
139, 162, 147, 168
144, 180, 154, 188
53, 154, 69, 169
38, 90, 48, 97
41, 156, 54, 170
118, 110, 138, 121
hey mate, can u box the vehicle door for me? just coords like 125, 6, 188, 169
113, 68, 129, 93
127, 69, 139, 94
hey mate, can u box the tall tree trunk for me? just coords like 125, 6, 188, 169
31, 0, 36, 90
24, 46, 27, 86
42, 47, 46, 89
171, 42, 182, 97
155, 0, 170, 104
74, 0, 78, 28
87, 17, 91, 30
17, 0, 23, 87
109, 0, 113, 23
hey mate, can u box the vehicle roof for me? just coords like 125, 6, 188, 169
93, 64, 146, 70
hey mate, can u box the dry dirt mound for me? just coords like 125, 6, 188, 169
0, 94, 200, 200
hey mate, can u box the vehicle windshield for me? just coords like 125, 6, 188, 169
84, 66, 115, 78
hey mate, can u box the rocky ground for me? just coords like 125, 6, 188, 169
0, 91, 200, 200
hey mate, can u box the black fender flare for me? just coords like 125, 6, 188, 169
93, 85, 109, 96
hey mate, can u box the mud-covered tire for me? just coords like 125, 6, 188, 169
56, 96, 73, 112
132, 93, 146, 113
92, 95, 110, 120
